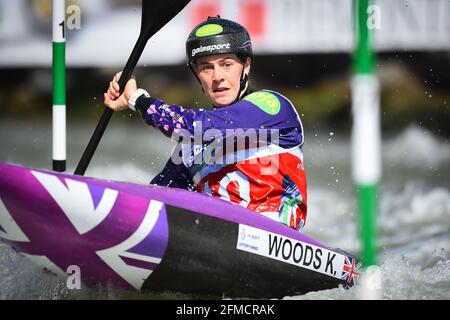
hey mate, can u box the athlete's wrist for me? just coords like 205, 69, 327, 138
128, 89, 151, 111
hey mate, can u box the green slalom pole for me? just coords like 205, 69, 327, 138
52, 0, 66, 172
351, 0, 380, 268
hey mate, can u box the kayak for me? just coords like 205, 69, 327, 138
0, 162, 361, 298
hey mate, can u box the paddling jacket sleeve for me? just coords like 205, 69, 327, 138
134, 90, 308, 231
134, 90, 304, 148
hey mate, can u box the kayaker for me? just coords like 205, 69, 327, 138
104, 16, 308, 231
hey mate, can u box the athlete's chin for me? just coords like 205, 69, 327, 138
211, 95, 234, 108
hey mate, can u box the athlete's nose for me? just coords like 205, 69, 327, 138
212, 65, 224, 81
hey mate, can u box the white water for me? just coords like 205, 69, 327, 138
0, 121, 449, 299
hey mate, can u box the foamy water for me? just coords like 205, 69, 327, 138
0, 121, 449, 299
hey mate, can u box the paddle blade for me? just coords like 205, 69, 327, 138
141, 0, 191, 40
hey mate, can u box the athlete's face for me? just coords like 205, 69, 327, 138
196, 54, 251, 108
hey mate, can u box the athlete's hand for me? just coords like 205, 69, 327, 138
104, 71, 138, 111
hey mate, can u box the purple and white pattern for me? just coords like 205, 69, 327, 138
0, 164, 168, 290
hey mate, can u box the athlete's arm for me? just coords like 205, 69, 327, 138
104, 72, 203, 139
132, 93, 201, 139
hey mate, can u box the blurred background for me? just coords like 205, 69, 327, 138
0, 0, 449, 299
1, 0, 449, 134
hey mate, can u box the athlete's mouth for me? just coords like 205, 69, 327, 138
213, 87, 230, 93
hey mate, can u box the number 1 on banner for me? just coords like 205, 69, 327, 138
59, 20, 65, 39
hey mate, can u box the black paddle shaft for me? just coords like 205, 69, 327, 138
74, 36, 147, 176
75, 0, 191, 176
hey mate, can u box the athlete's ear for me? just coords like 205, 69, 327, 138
244, 57, 251, 76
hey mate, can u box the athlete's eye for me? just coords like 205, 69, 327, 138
222, 60, 234, 68
199, 65, 213, 72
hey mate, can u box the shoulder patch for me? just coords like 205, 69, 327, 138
243, 91, 281, 115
